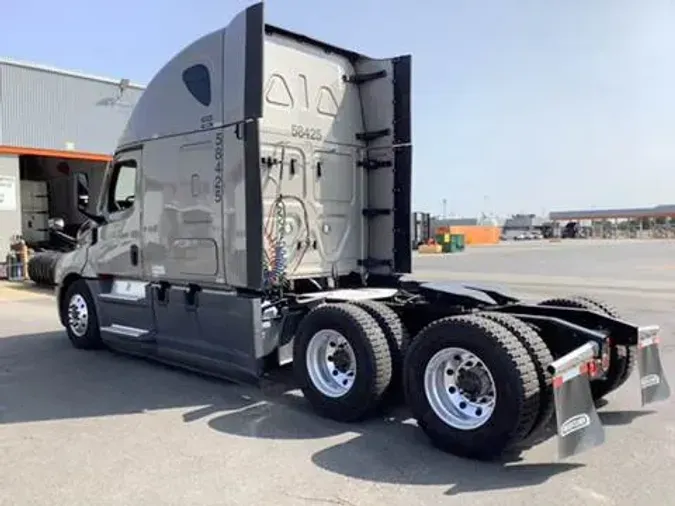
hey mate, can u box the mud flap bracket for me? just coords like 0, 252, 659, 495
637, 325, 671, 406
549, 341, 605, 459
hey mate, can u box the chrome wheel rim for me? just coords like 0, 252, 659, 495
424, 347, 497, 430
67, 294, 89, 337
306, 329, 357, 398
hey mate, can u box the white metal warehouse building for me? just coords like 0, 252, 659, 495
0, 57, 145, 256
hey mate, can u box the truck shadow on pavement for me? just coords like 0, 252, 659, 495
205, 369, 653, 495
0, 331, 655, 497
0, 332, 255, 423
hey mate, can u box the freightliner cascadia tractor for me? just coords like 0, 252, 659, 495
52, 2, 670, 461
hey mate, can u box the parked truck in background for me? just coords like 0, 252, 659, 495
51, 2, 670, 461
411, 211, 431, 249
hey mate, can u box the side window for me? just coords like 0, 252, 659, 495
182, 64, 211, 107
107, 160, 137, 213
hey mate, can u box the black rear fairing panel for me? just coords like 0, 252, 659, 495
354, 54, 413, 276
243, 2, 264, 120
238, 3, 264, 290
244, 121, 263, 290
392, 56, 412, 274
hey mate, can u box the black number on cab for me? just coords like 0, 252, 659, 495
291, 124, 322, 141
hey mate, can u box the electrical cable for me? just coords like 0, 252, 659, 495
260, 145, 313, 293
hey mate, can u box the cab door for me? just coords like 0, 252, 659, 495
94, 148, 143, 279
90, 148, 156, 345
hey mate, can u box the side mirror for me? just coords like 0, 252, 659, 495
76, 172, 90, 211
74, 172, 105, 225
48, 217, 65, 231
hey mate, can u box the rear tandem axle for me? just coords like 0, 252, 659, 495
287, 284, 671, 461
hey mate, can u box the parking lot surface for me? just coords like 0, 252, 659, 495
1, 239, 674, 505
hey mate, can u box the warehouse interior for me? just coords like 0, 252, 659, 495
17, 154, 106, 249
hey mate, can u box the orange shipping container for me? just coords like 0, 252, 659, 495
447, 225, 501, 246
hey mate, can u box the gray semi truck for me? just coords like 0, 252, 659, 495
51, 2, 670, 461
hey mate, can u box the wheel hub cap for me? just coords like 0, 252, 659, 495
424, 347, 497, 430
306, 329, 357, 398
457, 367, 493, 401
67, 294, 89, 337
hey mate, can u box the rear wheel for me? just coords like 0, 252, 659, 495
538, 295, 633, 401
348, 299, 409, 403
61, 279, 103, 350
293, 303, 392, 422
479, 312, 554, 441
403, 314, 539, 460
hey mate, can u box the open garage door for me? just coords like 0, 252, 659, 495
18, 154, 107, 249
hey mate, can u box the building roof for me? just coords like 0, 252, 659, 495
0, 57, 146, 90
432, 217, 479, 227
549, 205, 675, 220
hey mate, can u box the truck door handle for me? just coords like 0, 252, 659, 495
130, 244, 139, 266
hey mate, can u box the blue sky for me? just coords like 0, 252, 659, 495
3, 0, 674, 216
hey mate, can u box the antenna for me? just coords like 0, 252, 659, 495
116, 78, 131, 101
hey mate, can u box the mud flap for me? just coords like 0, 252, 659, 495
549, 342, 605, 459
637, 325, 671, 406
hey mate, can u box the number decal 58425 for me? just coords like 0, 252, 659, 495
291, 124, 322, 141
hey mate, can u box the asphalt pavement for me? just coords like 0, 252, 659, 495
1, 239, 674, 505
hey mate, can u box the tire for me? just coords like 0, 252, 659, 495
479, 312, 554, 441
27, 256, 37, 283
293, 302, 392, 422
348, 299, 409, 401
61, 279, 104, 350
538, 296, 633, 401
572, 296, 636, 393
403, 314, 540, 460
